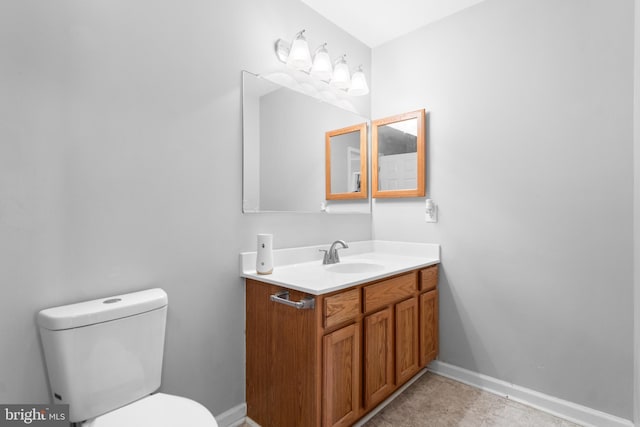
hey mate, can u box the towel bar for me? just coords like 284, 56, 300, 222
270, 290, 315, 310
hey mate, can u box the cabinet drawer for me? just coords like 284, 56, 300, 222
324, 288, 361, 328
364, 273, 416, 313
420, 265, 438, 291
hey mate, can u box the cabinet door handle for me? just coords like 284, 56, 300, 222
270, 290, 315, 310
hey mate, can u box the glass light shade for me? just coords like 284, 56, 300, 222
310, 44, 332, 81
286, 31, 312, 71
330, 56, 351, 90
348, 67, 369, 96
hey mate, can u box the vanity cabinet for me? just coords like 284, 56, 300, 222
245, 264, 439, 427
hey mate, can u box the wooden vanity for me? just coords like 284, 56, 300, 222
245, 263, 439, 427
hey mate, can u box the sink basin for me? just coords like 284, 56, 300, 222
325, 262, 385, 274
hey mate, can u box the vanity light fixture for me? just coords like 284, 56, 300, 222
274, 30, 369, 96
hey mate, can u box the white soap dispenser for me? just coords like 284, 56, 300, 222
256, 234, 274, 275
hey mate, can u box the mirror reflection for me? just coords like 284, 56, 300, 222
242, 71, 370, 213
372, 109, 426, 198
325, 123, 367, 199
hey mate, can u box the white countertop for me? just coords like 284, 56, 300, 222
240, 240, 440, 295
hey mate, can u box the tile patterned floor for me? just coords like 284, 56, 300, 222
363, 373, 582, 427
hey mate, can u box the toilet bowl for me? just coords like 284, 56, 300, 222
37, 288, 218, 426
84, 393, 217, 427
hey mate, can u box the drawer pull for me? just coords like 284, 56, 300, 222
270, 290, 315, 310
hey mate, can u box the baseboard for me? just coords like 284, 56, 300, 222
215, 402, 247, 427
244, 416, 261, 427
428, 360, 634, 427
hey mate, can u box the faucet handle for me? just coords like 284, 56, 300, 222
332, 251, 341, 264
319, 249, 329, 264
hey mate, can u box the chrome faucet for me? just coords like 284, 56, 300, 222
320, 240, 349, 265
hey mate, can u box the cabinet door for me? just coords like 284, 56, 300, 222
363, 307, 394, 409
420, 290, 439, 366
323, 323, 360, 427
395, 297, 420, 385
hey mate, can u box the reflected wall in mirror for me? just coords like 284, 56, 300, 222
325, 123, 367, 200
242, 71, 370, 213
372, 109, 426, 198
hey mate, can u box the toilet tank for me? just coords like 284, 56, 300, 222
37, 288, 168, 423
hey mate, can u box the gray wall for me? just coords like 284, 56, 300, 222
634, 0, 640, 422
372, 0, 634, 419
0, 0, 371, 417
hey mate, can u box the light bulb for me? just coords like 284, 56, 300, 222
330, 55, 351, 90
348, 65, 369, 96
286, 30, 312, 71
310, 43, 333, 81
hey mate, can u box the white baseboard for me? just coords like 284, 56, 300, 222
244, 416, 261, 427
428, 360, 634, 427
215, 402, 247, 427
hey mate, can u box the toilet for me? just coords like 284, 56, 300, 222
37, 288, 218, 427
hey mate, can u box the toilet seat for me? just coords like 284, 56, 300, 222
83, 393, 218, 427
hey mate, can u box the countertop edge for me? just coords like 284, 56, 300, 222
242, 259, 440, 295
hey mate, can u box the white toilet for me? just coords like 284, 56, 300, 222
37, 288, 219, 427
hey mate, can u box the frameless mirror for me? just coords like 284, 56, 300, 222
325, 123, 367, 200
372, 109, 426, 198
242, 71, 370, 213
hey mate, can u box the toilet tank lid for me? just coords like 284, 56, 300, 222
37, 288, 168, 331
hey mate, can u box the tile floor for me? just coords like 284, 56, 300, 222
363, 373, 582, 427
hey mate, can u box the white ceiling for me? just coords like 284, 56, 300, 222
301, 0, 486, 47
